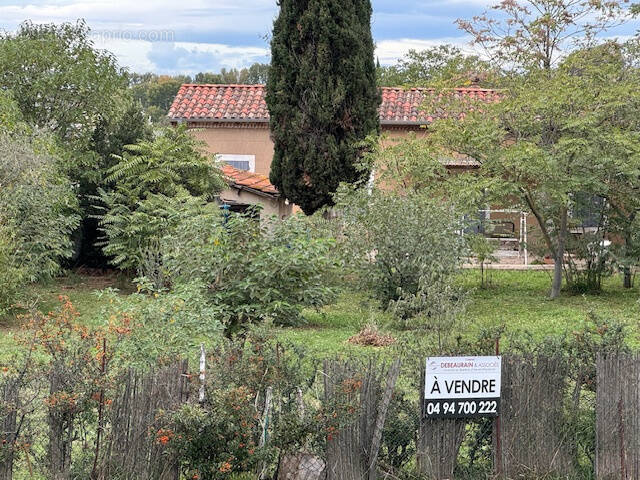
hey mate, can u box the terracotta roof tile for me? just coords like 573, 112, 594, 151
221, 164, 279, 196
168, 84, 500, 125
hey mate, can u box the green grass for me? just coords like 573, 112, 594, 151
1, 269, 639, 361
459, 269, 640, 347
281, 269, 640, 355
0, 271, 132, 360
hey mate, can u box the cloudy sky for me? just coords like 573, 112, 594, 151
0, 0, 638, 75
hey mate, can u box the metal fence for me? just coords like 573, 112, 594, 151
1, 352, 639, 479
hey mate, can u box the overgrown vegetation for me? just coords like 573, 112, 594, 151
1, 2, 640, 477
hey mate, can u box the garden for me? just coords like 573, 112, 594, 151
2, 0, 640, 478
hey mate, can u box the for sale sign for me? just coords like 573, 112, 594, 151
424, 356, 501, 419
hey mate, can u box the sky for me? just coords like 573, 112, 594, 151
0, 0, 638, 76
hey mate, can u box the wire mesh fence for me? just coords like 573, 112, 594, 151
1, 350, 639, 479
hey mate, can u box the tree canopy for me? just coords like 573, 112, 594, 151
377, 45, 497, 87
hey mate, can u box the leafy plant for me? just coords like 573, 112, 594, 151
335, 187, 468, 348
467, 234, 498, 288
336, 187, 466, 307
162, 211, 340, 335
94, 283, 223, 368
0, 134, 80, 283
163, 332, 317, 479
97, 126, 226, 271
0, 228, 25, 316
105, 125, 225, 200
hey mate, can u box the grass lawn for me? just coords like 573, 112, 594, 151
278, 269, 640, 355
0, 271, 133, 360
1, 269, 639, 360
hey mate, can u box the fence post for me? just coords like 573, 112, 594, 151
494, 338, 502, 478
367, 358, 401, 480
91, 337, 107, 480
48, 366, 74, 480
0, 381, 18, 480
595, 353, 640, 480
324, 359, 401, 480
199, 344, 206, 405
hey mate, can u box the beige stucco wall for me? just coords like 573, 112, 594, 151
191, 124, 274, 176
220, 187, 293, 220
190, 123, 431, 178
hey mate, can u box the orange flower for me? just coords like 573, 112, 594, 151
156, 429, 173, 445
219, 461, 232, 473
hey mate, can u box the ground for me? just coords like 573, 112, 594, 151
2, 269, 638, 360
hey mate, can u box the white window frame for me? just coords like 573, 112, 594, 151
216, 154, 256, 173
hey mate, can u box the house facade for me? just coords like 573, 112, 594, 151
168, 84, 499, 216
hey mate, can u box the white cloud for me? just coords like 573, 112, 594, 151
375, 37, 477, 65
0, 0, 276, 36
91, 37, 269, 75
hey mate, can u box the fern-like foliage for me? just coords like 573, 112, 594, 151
106, 125, 226, 199
97, 125, 227, 270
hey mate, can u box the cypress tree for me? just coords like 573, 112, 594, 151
266, 0, 380, 215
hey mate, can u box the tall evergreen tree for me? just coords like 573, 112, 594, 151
266, 0, 380, 214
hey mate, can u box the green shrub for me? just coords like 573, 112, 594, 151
94, 282, 224, 367
162, 212, 339, 334
162, 332, 317, 479
336, 187, 468, 346
337, 188, 466, 308
97, 125, 226, 271
0, 227, 25, 316
0, 134, 80, 283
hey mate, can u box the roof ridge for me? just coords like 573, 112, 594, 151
181, 84, 264, 88
178, 83, 497, 92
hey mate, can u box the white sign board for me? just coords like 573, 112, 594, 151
424, 356, 502, 418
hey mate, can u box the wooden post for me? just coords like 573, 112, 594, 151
199, 344, 206, 405
91, 337, 107, 479
367, 359, 401, 480
494, 338, 502, 478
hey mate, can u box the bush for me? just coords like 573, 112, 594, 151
0, 134, 80, 284
97, 125, 226, 271
162, 332, 318, 479
564, 230, 614, 294
336, 187, 468, 345
161, 211, 339, 334
94, 282, 224, 367
337, 188, 466, 307
0, 228, 25, 316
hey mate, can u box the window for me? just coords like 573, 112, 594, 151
217, 154, 256, 172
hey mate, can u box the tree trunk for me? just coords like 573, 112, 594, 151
550, 207, 568, 299
623, 268, 633, 289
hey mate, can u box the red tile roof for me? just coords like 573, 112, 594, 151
168, 84, 500, 125
222, 164, 279, 196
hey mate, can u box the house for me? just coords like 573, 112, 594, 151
168, 84, 500, 175
220, 164, 292, 218
167, 83, 499, 214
